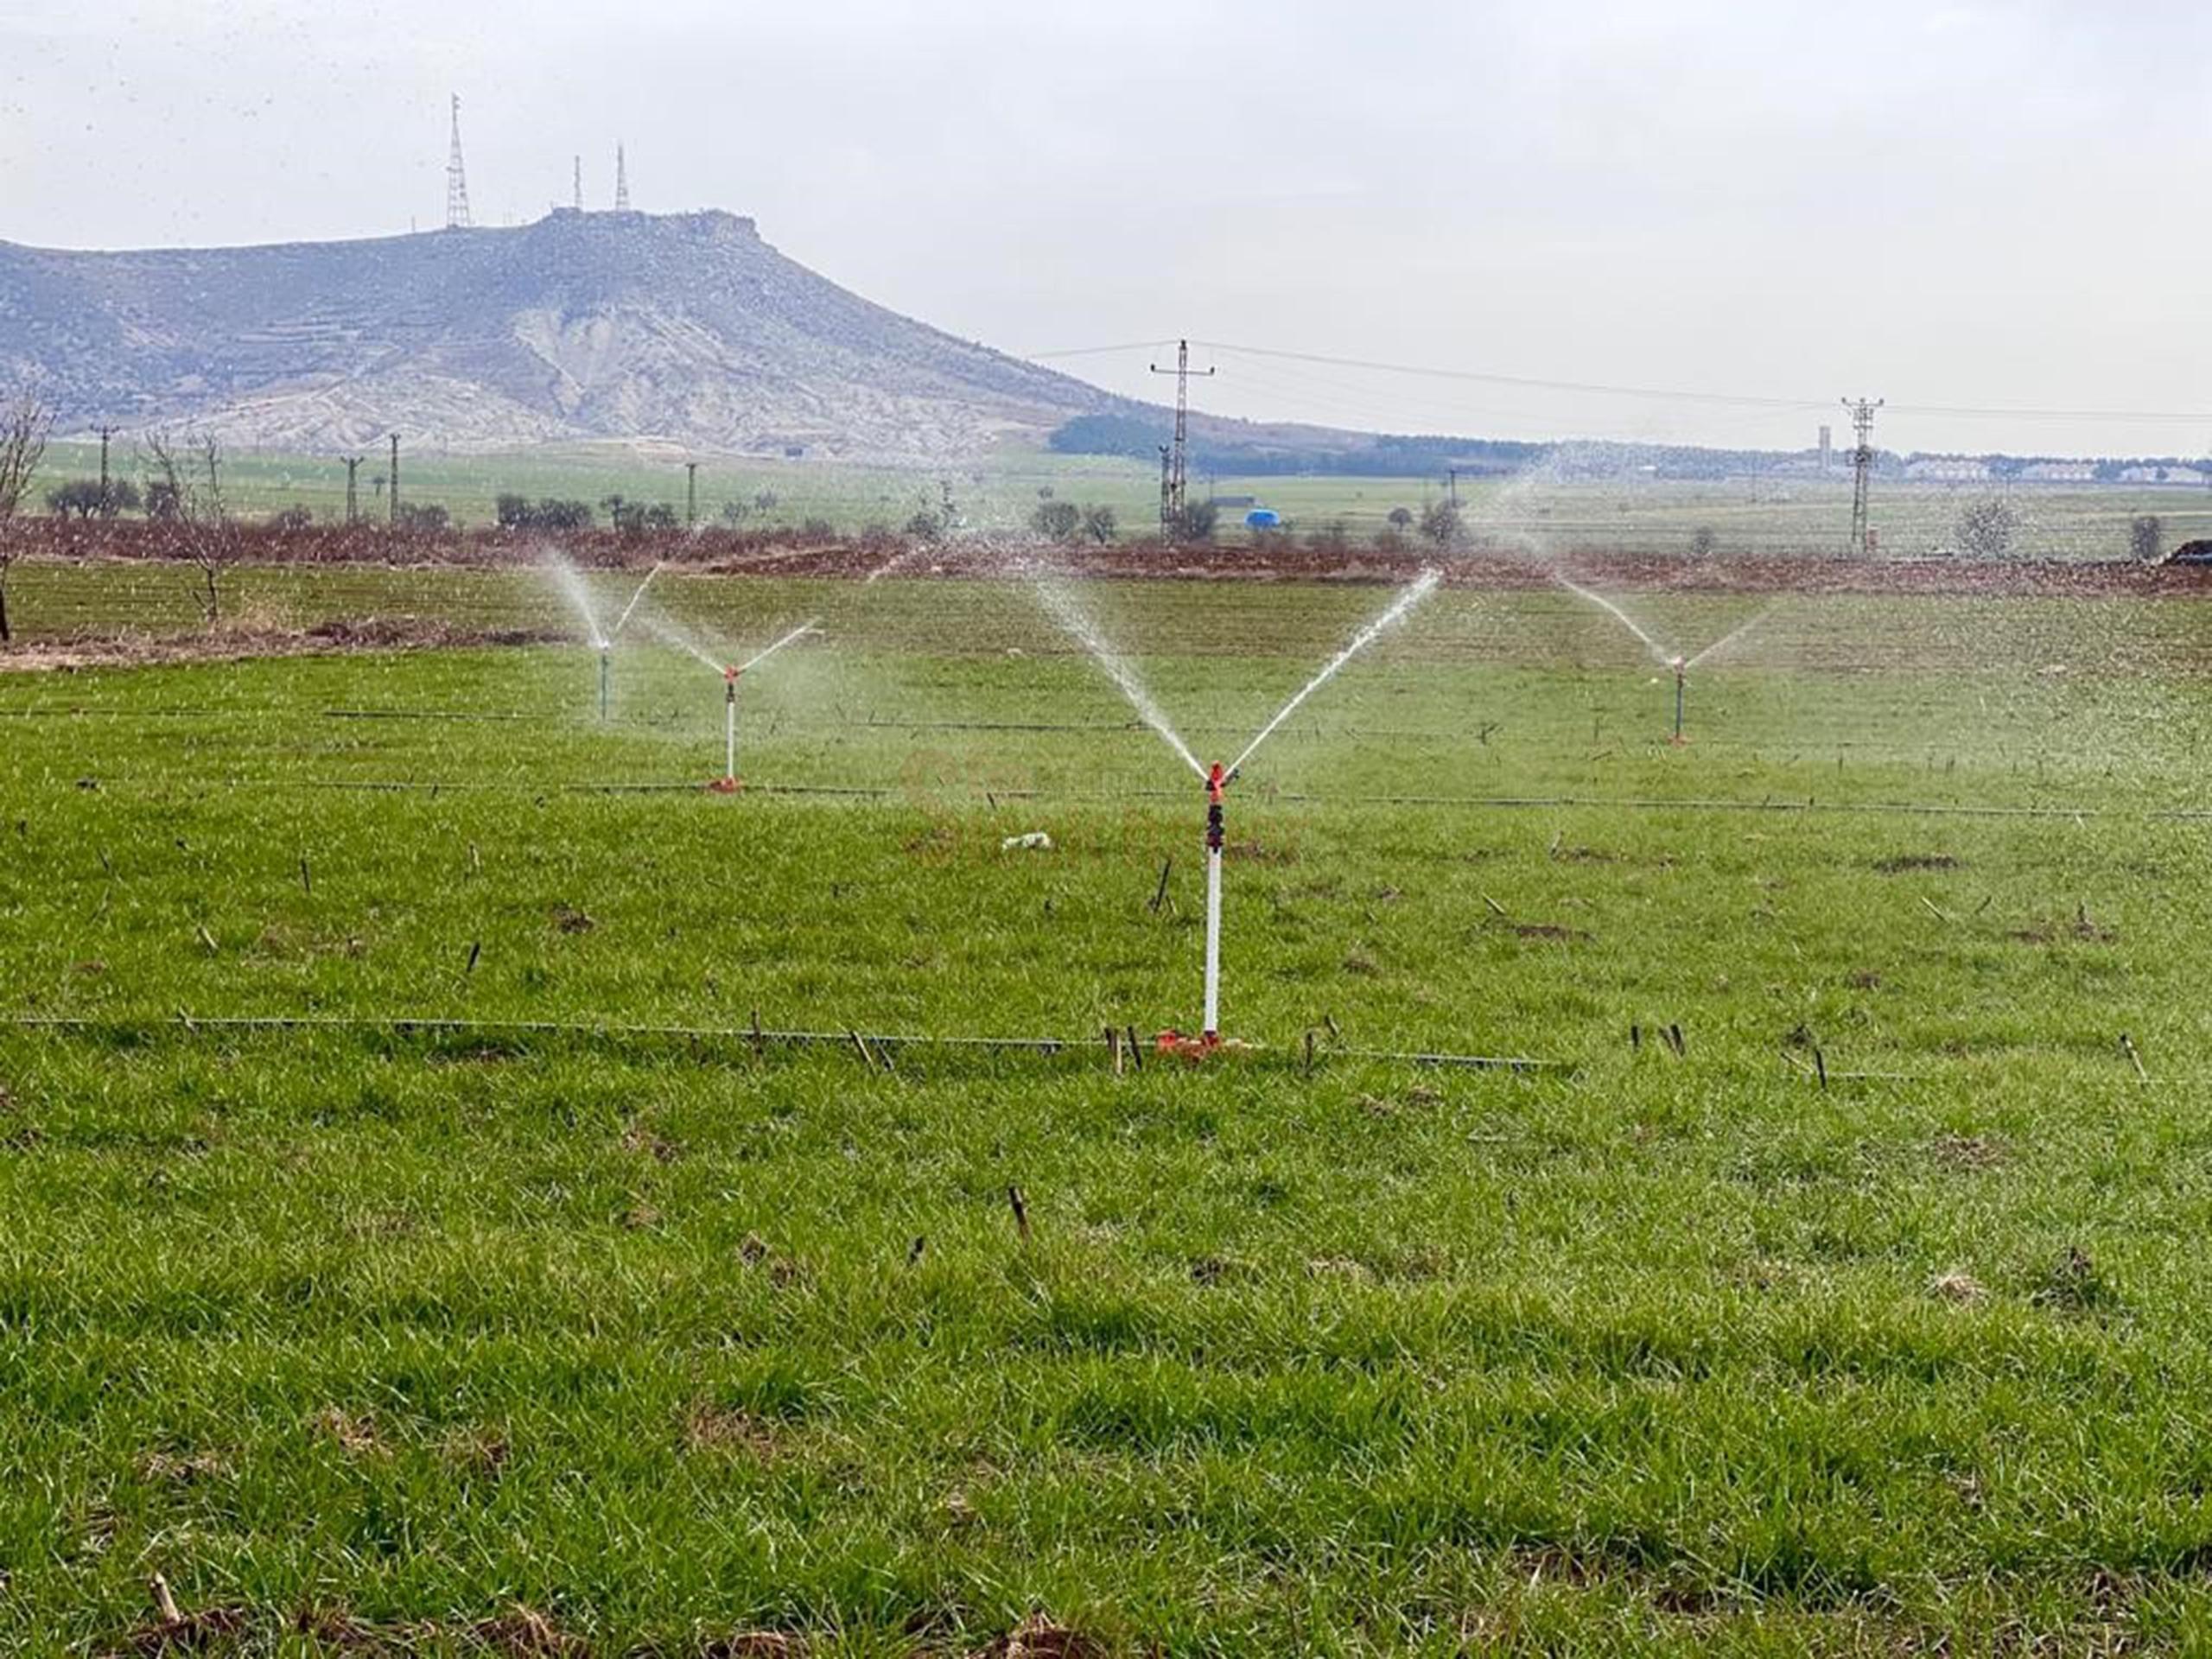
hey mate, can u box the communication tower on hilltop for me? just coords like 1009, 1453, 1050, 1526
1148, 339, 1214, 540
444, 95, 473, 231
1842, 397, 1883, 556
614, 143, 631, 212
573, 156, 583, 213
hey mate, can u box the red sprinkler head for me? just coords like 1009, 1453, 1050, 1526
1206, 762, 1226, 804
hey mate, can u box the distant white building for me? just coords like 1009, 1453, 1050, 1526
2018, 461, 2096, 483
2120, 465, 2209, 486
1904, 457, 1993, 483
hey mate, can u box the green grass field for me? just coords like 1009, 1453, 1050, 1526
7, 566, 2212, 1652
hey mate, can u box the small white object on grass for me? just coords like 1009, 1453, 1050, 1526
1001, 831, 1053, 851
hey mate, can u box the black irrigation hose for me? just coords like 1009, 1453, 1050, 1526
0, 1012, 1556, 1073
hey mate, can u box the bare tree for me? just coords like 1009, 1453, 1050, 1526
2131, 513, 2164, 563
144, 429, 240, 624
1955, 495, 2021, 561
0, 391, 54, 644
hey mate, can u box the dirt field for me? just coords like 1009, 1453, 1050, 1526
11, 518, 2212, 601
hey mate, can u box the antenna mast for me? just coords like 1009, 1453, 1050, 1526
573, 156, 583, 212
1147, 339, 1214, 540
614, 143, 631, 211
444, 95, 472, 230
1842, 397, 1883, 556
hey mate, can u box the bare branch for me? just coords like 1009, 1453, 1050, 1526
0, 391, 51, 525
0, 390, 54, 642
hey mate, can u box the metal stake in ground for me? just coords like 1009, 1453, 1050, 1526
1669, 656, 1688, 745
599, 645, 612, 721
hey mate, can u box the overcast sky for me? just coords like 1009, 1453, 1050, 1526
2, 0, 2207, 456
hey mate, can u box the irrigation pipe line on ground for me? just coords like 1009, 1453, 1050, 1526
310, 709, 1493, 742
0, 1013, 1556, 1074
282, 778, 2212, 823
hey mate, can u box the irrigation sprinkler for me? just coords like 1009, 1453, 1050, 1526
1201, 762, 1231, 1040
702, 620, 817, 795
599, 645, 612, 721
709, 664, 742, 793
1669, 656, 1687, 745
1160, 761, 1239, 1061
1026, 566, 1440, 1062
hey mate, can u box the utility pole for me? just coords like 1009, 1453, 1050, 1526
94, 424, 118, 511
573, 156, 583, 213
1446, 467, 1460, 511
1148, 339, 1213, 541
445, 94, 472, 231
1842, 397, 1883, 556
614, 143, 630, 211
1157, 445, 1173, 540
685, 461, 699, 530
342, 455, 364, 526
388, 433, 401, 527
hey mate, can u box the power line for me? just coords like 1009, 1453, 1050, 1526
1031, 340, 1179, 361
1027, 338, 2212, 427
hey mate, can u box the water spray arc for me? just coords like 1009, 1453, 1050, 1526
543, 556, 613, 717
611, 565, 662, 639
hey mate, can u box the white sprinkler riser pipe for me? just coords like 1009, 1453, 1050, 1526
1203, 844, 1223, 1036
726, 681, 738, 779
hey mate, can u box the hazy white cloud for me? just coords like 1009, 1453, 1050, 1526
1, 0, 2206, 454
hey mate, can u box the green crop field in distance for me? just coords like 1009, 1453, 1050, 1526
5, 569, 2212, 1652
29, 437, 2212, 559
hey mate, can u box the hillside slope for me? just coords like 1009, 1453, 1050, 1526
0, 210, 1125, 461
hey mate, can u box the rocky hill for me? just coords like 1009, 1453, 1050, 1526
0, 209, 1128, 461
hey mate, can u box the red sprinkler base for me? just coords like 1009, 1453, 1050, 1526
1154, 1029, 1252, 1063
707, 775, 743, 795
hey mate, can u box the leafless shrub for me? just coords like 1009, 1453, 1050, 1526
143, 429, 242, 625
